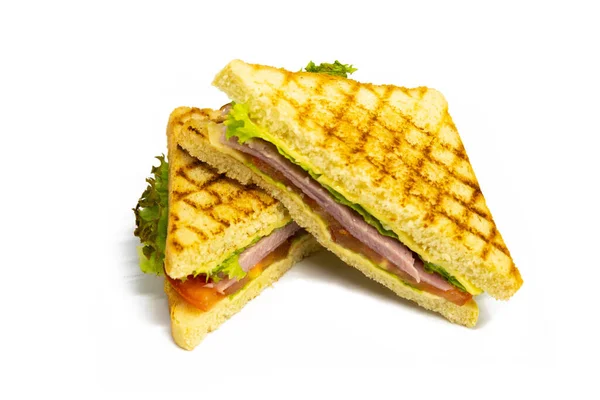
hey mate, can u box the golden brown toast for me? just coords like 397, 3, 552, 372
165, 108, 290, 279
173, 106, 479, 327
212, 60, 522, 300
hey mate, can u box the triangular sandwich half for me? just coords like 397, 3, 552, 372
133, 108, 320, 350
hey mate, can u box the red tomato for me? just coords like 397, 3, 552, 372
166, 274, 225, 312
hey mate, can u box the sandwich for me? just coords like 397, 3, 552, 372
173, 60, 523, 327
133, 108, 319, 350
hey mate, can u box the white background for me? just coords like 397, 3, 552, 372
1, 0, 598, 398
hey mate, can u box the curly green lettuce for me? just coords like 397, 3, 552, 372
209, 253, 246, 283
133, 155, 169, 275
224, 102, 263, 144
303, 60, 357, 77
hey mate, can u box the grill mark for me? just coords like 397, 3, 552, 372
170, 239, 184, 252
411, 193, 496, 247
185, 224, 209, 241
177, 180, 269, 230
226, 199, 255, 218
249, 188, 276, 206
469, 188, 490, 219
428, 150, 477, 188
322, 80, 362, 154
187, 125, 205, 136
211, 226, 225, 236
182, 198, 201, 209
396, 142, 491, 220
490, 226, 509, 254
175, 169, 203, 189
480, 238, 492, 260
292, 84, 475, 189
208, 210, 231, 227
180, 189, 222, 212
275, 73, 326, 132
353, 112, 490, 220
329, 114, 496, 247
244, 188, 273, 209
175, 168, 222, 193
222, 203, 251, 224
496, 242, 509, 254
354, 85, 395, 177
205, 186, 224, 204
342, 98, 479, 191
438, 141, 471, 162
278, 78, 479, 194
342, 106, 499, 252
172, 190, 194, 201
276, 82, 497, 248
183, 158, 204, 171
416, 142, 437, 223
210, 185, 242, 205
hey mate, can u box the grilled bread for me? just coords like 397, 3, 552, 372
173, 106, 479, 327
212, 60, 522, 300
165, 108, 290, 279
165, 233, 320, 350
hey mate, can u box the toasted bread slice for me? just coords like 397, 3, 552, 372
165, 108, 290, 279
165, 233, 320, 350
173, 106, 479, 327
212, 60, 522, 300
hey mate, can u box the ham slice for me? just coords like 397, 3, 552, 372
238, 222, 300, 272
210, 222, 300, 294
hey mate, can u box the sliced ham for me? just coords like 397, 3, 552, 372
210, 222, 300, 294
213, 278, 238, 294
238, 222, 300, 272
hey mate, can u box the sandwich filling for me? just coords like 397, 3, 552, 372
220, 103, 477, 305
167, 228, 306, 312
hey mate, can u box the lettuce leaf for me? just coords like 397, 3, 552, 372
206, 230, 269, 282
133, 155, 169, 275
209, 253, 246, 283
420, 257, 468, 293
318, 182, 399, 239
303, 60, 357, 77
224, 102, 268, 144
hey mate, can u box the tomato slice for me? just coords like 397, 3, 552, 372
166, 235, 298, 312
166, 274, 225, 311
